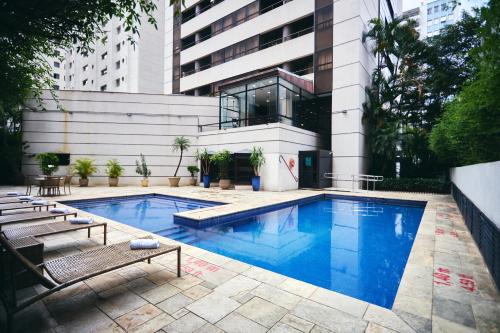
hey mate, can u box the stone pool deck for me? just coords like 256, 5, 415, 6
0, 185, 498, 333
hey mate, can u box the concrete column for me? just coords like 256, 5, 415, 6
195, 32, 201, 44
194, 60, 200, 72
282, 25, 292, 42
195, 4, 202, 15
282, 62, 291, 72
194, 89, 200, 96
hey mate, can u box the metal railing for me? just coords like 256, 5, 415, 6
323, 173, 384, 192
280, 155, 298, 182
198, 115, 290, 132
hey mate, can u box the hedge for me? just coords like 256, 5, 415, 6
376, 178, 450, 194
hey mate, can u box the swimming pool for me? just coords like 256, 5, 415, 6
64, 194, 425, 308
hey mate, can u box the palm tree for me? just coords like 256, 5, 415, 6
172, 136, 190, 177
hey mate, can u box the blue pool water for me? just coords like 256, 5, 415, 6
65, 194, 425, 308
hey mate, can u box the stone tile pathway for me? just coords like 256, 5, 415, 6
0, 185, 498, 332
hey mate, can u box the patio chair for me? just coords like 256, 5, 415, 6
24, 176, 41, 196
63, 176, 72, 195
39, 177, 61, 197
0, 211, 77, 230
2, 220, 107, 245
0, 234, 181, 332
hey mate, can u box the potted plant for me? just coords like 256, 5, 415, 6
72, 158, 97, 187
249, 146, 265, 191
210, 149, 232, 190
36, 152, 59, 176
187, 165, 199, 186
105, 159, 124, 187
195, 148, 211, 188
169, 136, 191, 187
135, 154, 151, 187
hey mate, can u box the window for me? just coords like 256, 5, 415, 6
55, 50, 60, 56
53, 85, 60, 90
441, 3, 447, 11
116, 26, 121, 34
101, 67, 108, 76
121, 76, 125, 81
427, 8, 432, 15
69, 62, 72, 69
434, 5, 439, 13
53, 73, 60, 79
101, 52, 108, 60
116, 43, 121, 52
69, 75, 72, 81
54, 61, 60, 68
82, 64, 88, 72
115, 78, 120, 87
92, 64, 94, 69
100, 84, 107, 91
82, 79, 88, 86
115, 60, 121, 69
122, 58, 125, 63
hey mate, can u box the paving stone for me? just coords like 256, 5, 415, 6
392, 310, 432, 333
365, 322, 399, 333
169, 274, 203, 290
231, 291, 255, 304
243, 266, 287, 286
291, 299, 367, 333
86, 272, 128, 293
97, 286, 148, 319
43, 282, 93, 305
236, 296, 288, 328
471, 298, 500, 333
309, 288, 368, 318
215, 312, 268, 333
269, 322, 303, 333
433, 297, 476, 328
156, 293, 194, 314
117, 266, 148, 281
126, 277, 158, 294
309, 325, 334, 333
186, 292, 240, 324
363, 305, 415, 333
115, 304, 163, 330
147, 269, 177, 285
392, 293, 432, 319
172, 308, 190, 319
223, 260, 252, 273
280, 313, 314, 332
432, 315, 477, 333
182, 284, 213, 300
200, 281, 218, 289
278, 278, 317, 298
141, 283, 182, 304
128, 313, 175, 333
9, 300, 58, 332
162, 312, 207, 333
251, 283, 301, 310
214, 274, 261, 298
193, 323, 225, 333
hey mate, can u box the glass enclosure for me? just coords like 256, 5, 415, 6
219, 76, 320, 132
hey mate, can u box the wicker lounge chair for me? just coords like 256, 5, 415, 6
0, 211, 77, 230
2, 220, 107, 245
0, 198, 31, 204
0, 203, 56, 216
0, 234, 181, 332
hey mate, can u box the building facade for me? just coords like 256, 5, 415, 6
59, 1, 165, 93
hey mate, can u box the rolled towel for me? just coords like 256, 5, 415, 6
7, 192, 19, 196
18, 196, 34, 201
130, 239, 160, 250
32, 200, 49, 205
69, 217, 93, 224
49, 207, 70, 214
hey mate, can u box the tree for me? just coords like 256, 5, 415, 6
0, 0, 184, 183
430, 0, 500, 165
172, 136, 191, 177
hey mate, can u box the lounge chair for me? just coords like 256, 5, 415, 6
2, 220, 107, 245
0, 203, 56, 216
0, 211, 77, 230
0, 234, 181, 332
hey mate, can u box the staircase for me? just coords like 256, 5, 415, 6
155, 226, 199, 244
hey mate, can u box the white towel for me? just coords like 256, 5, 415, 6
130, 239, 160, 250
7, 192, 19, 196
32, 200, 49, 205
18, 196, 34, 201
69, 217, 93, 224
49, 207, 70, 214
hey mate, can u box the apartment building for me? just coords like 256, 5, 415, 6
402, 6, 426, 38
62, 2, 165, 93
163, 0, 402, 188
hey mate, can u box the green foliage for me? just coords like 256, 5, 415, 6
249, 147, 265, 176
172, 136, 190, 177
73, 158, 97, 179
135, 154, 151, 178
377, 178, 450, 194
195, 148, 211, 175
210, 150, 232, 179
105, 159, 124, 178
35, 152, 59, 176
187, 165, 199, 177
430, 0, 500, 166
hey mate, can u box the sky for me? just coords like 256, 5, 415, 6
403, 0, 488, 11
403, 0, 421, 10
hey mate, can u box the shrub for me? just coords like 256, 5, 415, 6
376, 178, 450, 194
187, 165, 199, 177
249, 146, 265, 176
210, 150, 231, 179
36, 152, 59, 176
72, 158, 97, 179
105, 159, 124, 178
135, 154, 151, 178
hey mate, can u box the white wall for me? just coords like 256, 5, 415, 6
198, 123, 321, 191
23, 90, 218, 186
450, 161, 500, 227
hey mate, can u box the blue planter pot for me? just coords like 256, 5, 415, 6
203, 175, 211, 188
252, 176, 261, 191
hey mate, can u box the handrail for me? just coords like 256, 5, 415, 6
323, 173, 384, 192
279, 155, 298, 183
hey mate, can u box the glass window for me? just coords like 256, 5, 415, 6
427, 8, 432, 15
246, 84, 277, 126
54, 61, 60, 68
100, 84, 107, 91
